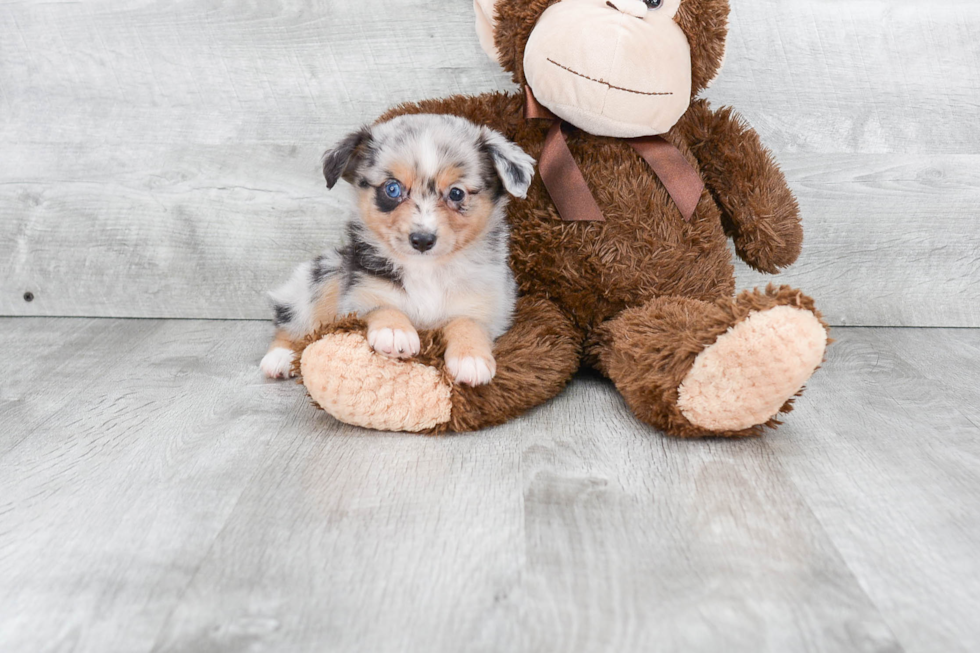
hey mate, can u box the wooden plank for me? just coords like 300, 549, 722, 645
0, 142, 353, 321
1, 1, 975, 152
1, 1, 978, 325
0, 318, 321, 653
770, 328, 980, 653
3, 146, 977, 326
712, 1, 980, 155
0, 0, 513, 146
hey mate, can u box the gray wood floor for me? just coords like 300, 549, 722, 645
1, 318, 977, 653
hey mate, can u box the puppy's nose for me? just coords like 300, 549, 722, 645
409, 231, 437, 253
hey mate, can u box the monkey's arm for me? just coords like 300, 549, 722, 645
379, 92, 524, 140
681, 100, 802, 274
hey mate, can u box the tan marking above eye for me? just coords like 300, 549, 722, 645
388, 161, 416, 191
435, 166, 466, 194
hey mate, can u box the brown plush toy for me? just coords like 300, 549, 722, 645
294, 0, 830, 437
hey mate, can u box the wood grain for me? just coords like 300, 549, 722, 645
4, 318, 979, 652
736, 154, 980, 327
771, 327, 980, 653
0, 317, 163, 457
148, 374, 904, 653
1, 0, 978, 324
498, 384, 902, 653
0, 318, 315, 653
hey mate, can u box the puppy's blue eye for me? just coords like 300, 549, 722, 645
384, 181, 402, 199
448, 187, 465, 202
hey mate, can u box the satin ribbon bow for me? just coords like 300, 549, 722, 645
524, 86, 704, 223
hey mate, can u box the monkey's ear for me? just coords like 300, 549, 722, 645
321, 127, 372, 189
473, 0, 500, 64
481, 128, 536, 199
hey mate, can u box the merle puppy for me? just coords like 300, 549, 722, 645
260, 114, 535, 386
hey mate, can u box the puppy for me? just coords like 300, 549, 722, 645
260, 114, 536, 386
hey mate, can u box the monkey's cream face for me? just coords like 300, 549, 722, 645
523, 0, 692, 138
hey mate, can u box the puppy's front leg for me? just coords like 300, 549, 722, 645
366, 307, 421, 359
443, 318, 495, 386
261, 330, 298, 379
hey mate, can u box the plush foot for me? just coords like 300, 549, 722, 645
300, 332, 452, 432
296, 297, 583, 434
676, 305, 827, 432
592, 285, 829, 438
260, 347, 296, 379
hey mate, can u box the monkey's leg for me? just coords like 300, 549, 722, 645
589, 287, 829, 438
297, 296, 583, 433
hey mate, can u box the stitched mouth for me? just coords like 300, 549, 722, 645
547, 58, 673, 97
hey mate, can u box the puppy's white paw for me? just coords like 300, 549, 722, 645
261, 347, 296, 379
367, 326, 420, 359
446, 354, 496, 386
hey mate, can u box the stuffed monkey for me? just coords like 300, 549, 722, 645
295, 0, 829, 437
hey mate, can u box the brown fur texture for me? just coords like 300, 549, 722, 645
588, 285, 830, 438
296, 0, 826, 437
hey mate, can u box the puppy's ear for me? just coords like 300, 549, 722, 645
480, 128, 536, 199
322, 127, 372, 189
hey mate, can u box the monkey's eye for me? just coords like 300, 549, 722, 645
448, 187, 466, 203
644, 0, 663, 8
384, 180, 403, 200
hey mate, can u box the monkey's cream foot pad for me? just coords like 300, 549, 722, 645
300, 332, 452, 432
677, 306, 828, 432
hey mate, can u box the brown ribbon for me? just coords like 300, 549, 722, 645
524, 85, 704, 223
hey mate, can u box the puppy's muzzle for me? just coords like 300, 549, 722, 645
409, 231, 437, 253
